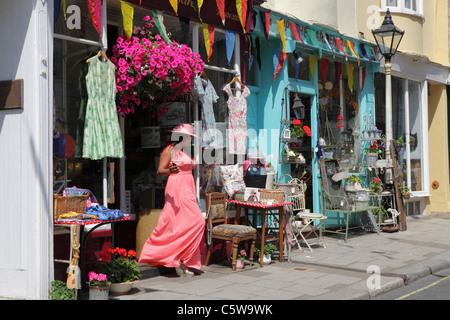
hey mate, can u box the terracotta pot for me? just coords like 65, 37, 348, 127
402, 193, 410, 200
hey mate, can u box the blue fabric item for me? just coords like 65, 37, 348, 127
86, 205, 124, 220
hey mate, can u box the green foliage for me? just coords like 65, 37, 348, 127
290, 124, 305, 138
346, 174, 362, 185
399, 185, 410, 194
95, 248, 141, 283
49, 280, 76, 300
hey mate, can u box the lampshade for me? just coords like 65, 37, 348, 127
337, 115, 343, 128
372, 9, 404, 62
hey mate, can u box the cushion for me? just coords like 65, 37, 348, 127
219, 164, 246, 196
213, 224, 256, 238
210, 203, 225, 220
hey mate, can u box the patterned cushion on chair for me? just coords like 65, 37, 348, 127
210, 203, 225, 220
212, 224, 256, 238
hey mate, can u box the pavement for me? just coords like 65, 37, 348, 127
110, 212, 450, 301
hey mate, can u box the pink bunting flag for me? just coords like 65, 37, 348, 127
87, 0, 102, 38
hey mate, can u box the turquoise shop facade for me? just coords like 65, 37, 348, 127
246, 7, 380, 219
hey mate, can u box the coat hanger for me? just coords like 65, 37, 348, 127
227, 76, 245, 88
199, 70, 209, 81
86, 50, 109, 63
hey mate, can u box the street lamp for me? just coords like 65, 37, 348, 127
372, 9, 404, 179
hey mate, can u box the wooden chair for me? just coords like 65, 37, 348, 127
205, 192, 257, 270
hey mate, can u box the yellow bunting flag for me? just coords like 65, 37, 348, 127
276, 19, 286, 53
346, 40, 360, 66
236, 0, 247, 33
169, 0, 178, 16
346, 64, 354, 93
202, 23, 215, 62
62, 0, 67, 20
309, 55, 317, 81
121, 1, 134, 39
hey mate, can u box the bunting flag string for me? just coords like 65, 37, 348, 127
226, 30, 236, 66
153, 9, 172, 43
273, 48, 287, 80
260, 11, 270, 41
203, 23, 215, 62
291, 22, 305, 51
309, 55, 317, 81
216, 0, 225, 25
335, 38, 347, 61
87, 0, 103, 38
346, 63, 354, 93
236, 0, 248, 33
346, 40, 360, 66
121, 1, 134, 39
320, 58, 329, 84
276, 19, 286, 53
169, 0, 178, 16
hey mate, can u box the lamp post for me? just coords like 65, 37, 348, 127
372, 9, 404, 180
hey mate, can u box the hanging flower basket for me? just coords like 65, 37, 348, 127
111, 16, 204, 116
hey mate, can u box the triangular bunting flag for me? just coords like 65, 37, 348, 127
169, 0, 178, 16
225, 30, 235, 66
179, 16, 190, 45
346, 40, 360, 66
121, 1, 134, 39
336, 38, 347, 61
62, 0, 67, 20
216, 0, 225, 25
259, 11, 270, 41
202, 23, 215, 62
306, 29, 321, 59
153, 9, 172, 43
276, 19, 286, 53
291, 23, 305, 51
236, 0, 248, 33
360, 43, 373, 70
87, 0, 102, 38
322, 32, 334, 58
361, 67, 366, 92
255, 37, 261, 70
309, 55, 317, 81
346, 64, 354, 93
273, 48, 287, 81
320, 58, 329, 84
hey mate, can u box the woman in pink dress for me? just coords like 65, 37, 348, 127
139, 124, 205, 277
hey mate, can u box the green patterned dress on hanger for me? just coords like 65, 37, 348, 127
82, 57, 123, 160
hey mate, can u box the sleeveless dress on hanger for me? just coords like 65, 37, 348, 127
139, 147, 205, 270
223, 83, 251, 155
82, 57, 123, 160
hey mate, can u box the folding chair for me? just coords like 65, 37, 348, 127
295, 212, 327, 252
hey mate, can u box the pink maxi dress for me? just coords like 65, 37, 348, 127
139, 147, 205, 270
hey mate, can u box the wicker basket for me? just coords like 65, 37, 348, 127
53, 194, 89, 220
258, 189, 285, 203
273, 174, 300, 197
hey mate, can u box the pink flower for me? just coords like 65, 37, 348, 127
88, 271, 97, 281
97, 273, 107, 282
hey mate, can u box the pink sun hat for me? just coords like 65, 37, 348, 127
168, 123, 199, 138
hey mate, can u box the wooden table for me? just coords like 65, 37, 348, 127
227, 200, 292, 267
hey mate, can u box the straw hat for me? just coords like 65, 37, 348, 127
168, 123, 199, 138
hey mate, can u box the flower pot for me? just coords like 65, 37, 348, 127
109, 281, 137, 295
366, 153, 378, 167
89, 285, 110, 300
260, 255, 271, 265
402, 193, 410, 200
235, 259, 244, 270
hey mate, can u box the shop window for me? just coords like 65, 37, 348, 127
381, 0, 424, 18
374, 74, 425, 193
287, 51, 310, 82
317, 60, 362, 173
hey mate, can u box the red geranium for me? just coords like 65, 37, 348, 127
302, 126, 312, 137
293, 119, 301, 125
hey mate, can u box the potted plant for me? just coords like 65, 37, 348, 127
49, 280, 76, 300
235, 249, 247, 270
396, 136, 411, 154
290, 123, 305, 140
257, 243, 277, 265
345, 174, 362, 191
95, 247, 141, 295
373, 206, 387, 223
399, 185, 411, 200
87, 271, 111, 300
112, 16, 204, 116
369, 178, 383, 193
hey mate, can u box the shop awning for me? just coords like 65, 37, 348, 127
127, 0, 256, 34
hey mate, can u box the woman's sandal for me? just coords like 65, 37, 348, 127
175, 264, 194, 277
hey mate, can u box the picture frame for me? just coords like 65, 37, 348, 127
141, 126, 161, 148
